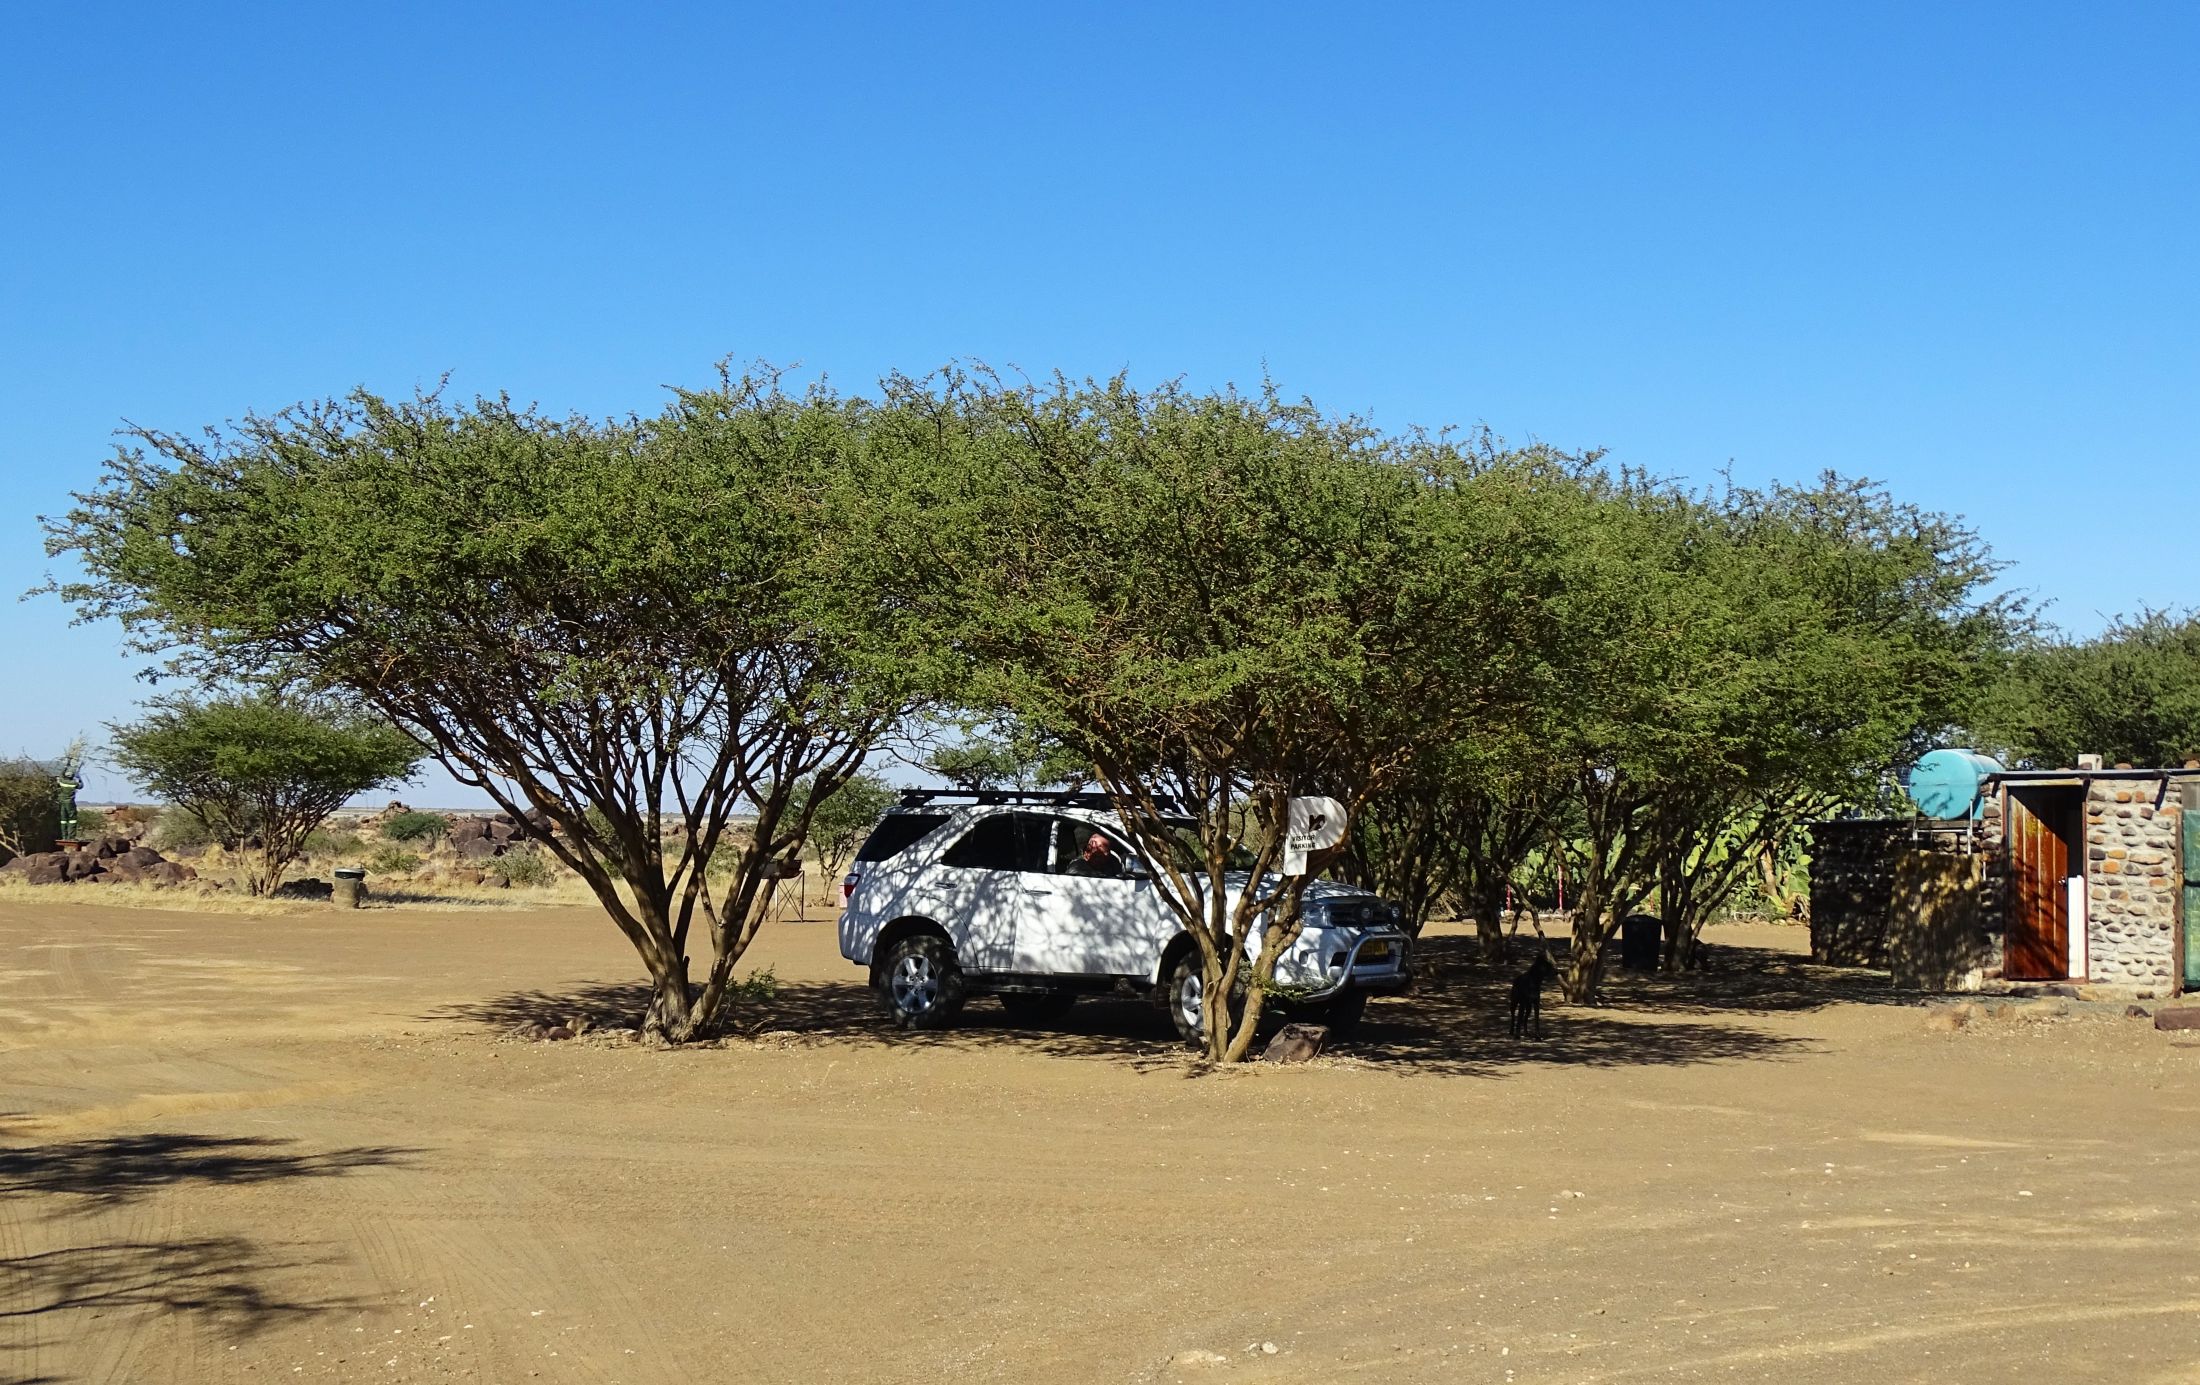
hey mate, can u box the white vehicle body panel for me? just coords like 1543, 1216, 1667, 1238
841, 802, 1409, 999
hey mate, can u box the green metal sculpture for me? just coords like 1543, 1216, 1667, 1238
53, 740, 86, 844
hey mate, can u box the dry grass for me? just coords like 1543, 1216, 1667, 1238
0, 871, 827, 919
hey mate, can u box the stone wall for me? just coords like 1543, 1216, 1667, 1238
2083, 780, 2183, 989
1809, 818, 2002, 975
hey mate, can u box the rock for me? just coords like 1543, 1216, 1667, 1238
1260, 1023, 1328, 1064
62, 853, 104, 881
456, 836, 504, 861
1167, 1348, 1230, 1369
4, 852, 67, 885
1923, 1008, 1967, 1033
486, 819, 516, 843
100, 857, 145, 882
122, 846, 165, 868
2153, 1008, 2200, 1032
449, 817, 489, 843
273, 877, 334, 901
142, 861, 195, 888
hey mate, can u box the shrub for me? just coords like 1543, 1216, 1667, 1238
382, 810, 449, 843
302, 828, 363, 857
495, 847, 554, 887
0, 761, 62, 859
149, 805, 217, 852
367, 845, 422, 875
73, 806, 108, 838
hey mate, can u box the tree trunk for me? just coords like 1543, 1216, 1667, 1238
1200, 947, 1232, 1062
1559, 879, 1612, 1003
1474, 882, 1509, 966
642, 949, 695, 1041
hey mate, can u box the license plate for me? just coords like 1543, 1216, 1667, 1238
1358, 940, 1392, 962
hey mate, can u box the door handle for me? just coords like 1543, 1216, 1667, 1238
1025, 888, 1055, 896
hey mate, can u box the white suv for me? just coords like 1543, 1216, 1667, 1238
838, 792, 1410, 1042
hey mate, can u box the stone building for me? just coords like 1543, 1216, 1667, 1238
1810, 766, 2197, 995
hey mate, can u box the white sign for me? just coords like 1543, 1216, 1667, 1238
1282, 795, 1347, 875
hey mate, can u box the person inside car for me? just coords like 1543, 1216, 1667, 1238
1063, 831, 1125, 878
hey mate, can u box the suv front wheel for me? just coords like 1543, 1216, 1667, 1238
879, 934, 966, 1030
1164, 951, 1240, 1047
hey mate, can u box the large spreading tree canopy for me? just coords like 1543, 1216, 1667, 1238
1974, 610, 2200, 769
48, 369, 928, 1039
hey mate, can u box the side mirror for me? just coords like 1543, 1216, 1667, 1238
1123, 858, 1153, 881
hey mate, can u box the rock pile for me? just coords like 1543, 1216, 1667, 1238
445, 810, 553, 860
1, 837, 199, 888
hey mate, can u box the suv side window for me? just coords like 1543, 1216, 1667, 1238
854, 812, 949, 863
1046, 817, 1132, 873
938, 813, 1050, 873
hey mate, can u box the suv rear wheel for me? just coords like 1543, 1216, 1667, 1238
879, 934, 965, 1030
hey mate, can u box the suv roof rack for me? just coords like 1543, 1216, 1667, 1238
895, 787, 1186, 813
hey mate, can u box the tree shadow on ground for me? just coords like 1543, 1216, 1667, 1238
0, 1134, 415, 1214
433, 930, 1915, 1077
0, 1136, 396, 1377
0, 1235, 355, 1338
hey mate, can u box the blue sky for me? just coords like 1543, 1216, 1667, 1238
4, 2, 2194, 803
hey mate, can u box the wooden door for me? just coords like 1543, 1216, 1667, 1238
2006, 791, 2071, 980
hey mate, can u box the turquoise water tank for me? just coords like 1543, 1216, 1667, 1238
1907, 749, 2004, 820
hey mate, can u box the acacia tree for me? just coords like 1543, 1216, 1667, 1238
786, 771, 897, 905
107, 696, 421, 894
1337, 444, 1590, 958
48, 370, 923, 1040
1632, 476, 2011, 970
1975, 609, 2200, 769
1531, 472, 2011, 1000
891, 374, 1486, 1062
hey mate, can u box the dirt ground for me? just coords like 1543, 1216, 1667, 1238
4, 898, 2199, 1385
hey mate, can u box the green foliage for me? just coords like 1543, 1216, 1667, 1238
49, 369, 928, 1039
1974, 610, 2200, 769
892, 373, 1506, 1060
149, 804, 216, 851
493, 847, 554, 887
107, 695, 422, 895
919, 718, 1087, 791
729, 965, 778, 1006
73, 806, 108, 838
783, 772, 897, 877
303, 828, 362, 856
367, 845, 423, 875
0, 760, 63, 859
381, 810, 449, 843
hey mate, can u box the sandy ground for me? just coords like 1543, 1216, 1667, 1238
4, 898, 2199, 1385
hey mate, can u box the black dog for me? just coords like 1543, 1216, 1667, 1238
1509, 949, 1556, 1039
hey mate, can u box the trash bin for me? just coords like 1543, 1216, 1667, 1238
1619, 913, 1662, 971
332, 867, 367, 909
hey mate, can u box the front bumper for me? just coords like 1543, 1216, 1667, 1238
1292, 931, 1411, 1001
